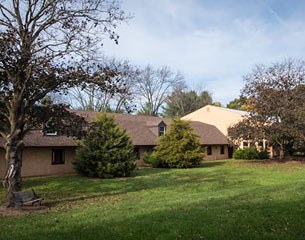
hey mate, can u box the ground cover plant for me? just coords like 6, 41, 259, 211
1, 160, 305, 240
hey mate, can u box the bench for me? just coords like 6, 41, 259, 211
12, 189, 43, 207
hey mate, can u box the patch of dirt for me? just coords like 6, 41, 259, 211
0, 205, 50, 217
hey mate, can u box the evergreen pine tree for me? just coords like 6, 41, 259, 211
153, 118, 204, 168
73, 113, 136, 178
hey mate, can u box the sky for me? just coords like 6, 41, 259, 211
102, 0, 305, 105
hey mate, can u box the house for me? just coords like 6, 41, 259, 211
182, 105, 270, 156
182, 105, 248, 137
0, 110, 229, 177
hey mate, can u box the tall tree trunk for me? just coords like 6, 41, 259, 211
279, 144, 284, 161
2, 136, 23, 207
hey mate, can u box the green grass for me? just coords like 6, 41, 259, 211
1, 160, 305, 240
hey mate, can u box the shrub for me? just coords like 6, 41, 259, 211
143, 152, 163, 167
151, 118, 204, 168
233, 148, 269, 160
258, 149, 269, 159
233, 149, 245, 159
73, 113, 136, 178
233, 148, 258, 159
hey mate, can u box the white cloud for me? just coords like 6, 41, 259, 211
102, 0, 305, 105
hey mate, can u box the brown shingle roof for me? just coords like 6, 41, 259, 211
72, 110, 172, 146
1, 110, 228, 147
189, 121, 228, 145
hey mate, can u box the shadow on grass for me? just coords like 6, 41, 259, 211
200, 160, 228, 168
2, 183, 305, 240
15, 163, 257, 208
0, 160, 268, 208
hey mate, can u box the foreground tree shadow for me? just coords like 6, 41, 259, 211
1, 183, 305, 240
1, 161, 238, 207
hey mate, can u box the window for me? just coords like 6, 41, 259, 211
207, 146, 212, 155
46, 129, 58, 136
242, 141, 249, 148
45, 123, 58, 136
258, 141, 264, 150
220, 146, 225, 155
159, 126, 166, 136
145, 147, 153, 154
52, 149, 65, 165
158, 122, 166, 136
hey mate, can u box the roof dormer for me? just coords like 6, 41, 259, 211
44, 123, 58, 136
158, 121, 166, 136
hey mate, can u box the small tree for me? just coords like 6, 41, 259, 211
150, 118, 204, 168
73, 113, 136, 178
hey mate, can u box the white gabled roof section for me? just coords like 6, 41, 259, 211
212, 106, 249, 116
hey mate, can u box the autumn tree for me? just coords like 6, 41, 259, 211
163, 88, 213, 117
228, 59, 305, 160
0, 0, 130, 207
136, 65, 184, 116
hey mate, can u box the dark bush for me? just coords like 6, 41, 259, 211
233, 148, 266, 160
233, 148, 244, 159
143, 152, 163, 167
258, 149, 270, 159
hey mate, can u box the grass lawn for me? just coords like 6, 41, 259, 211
1, 159, 305, 240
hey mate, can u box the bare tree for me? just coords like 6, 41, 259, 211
69, 57, 138, 113
136, 65, 185, 116
228, 59, 305, 160
0, 0, 130, 207
70, 84, 113, 111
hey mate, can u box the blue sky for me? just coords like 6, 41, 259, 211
102, 0, 305, 105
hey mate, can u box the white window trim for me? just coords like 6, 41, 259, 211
45, 122, 58, 136
46, 131, 58, 136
